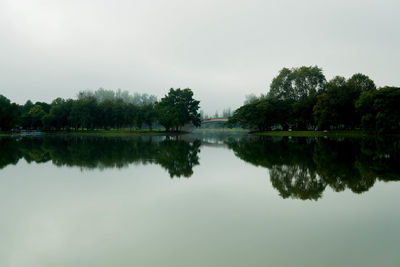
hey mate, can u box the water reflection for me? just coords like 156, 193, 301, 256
0, 136, 201, 178
1, 135, 399, 199
226, 136, 400, 200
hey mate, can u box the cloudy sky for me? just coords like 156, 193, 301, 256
0, 0, 399, 113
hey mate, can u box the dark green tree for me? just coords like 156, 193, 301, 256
68, 96, 98, 130
141, 103, 157, 130
356, 86, 400, 132
268, 66, 326, 101
0, 95, 20, 131
155, 88, 201, 131
313, 74, 376, 130
347, 73, 376, 92
24, 105, 46, 129
43, 98, 73, 130
229, 97, 292, 131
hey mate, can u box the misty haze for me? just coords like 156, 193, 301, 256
0, 1, 399, 267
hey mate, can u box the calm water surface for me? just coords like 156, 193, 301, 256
0, 133, 399, 267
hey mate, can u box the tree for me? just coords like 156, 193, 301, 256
229, 97, 292, 131
28, 105, 46, 129
22, 100, 34, 114
229, 99, 264, 130
347, 73, 376, 92
356, 86, 400, 132
141, 103, 157, 129
98, 99, 115, 129
112, 98, 126, 129
313, 74, 376, 130
69, 96, 98, 130
313, 93, 333, 130
0, 95, 19, 131
266, 66, 326, 130
43, 98, 73, 130
155, 88, 201, 131
268, 66, 326, 101
313, 76, 347, 129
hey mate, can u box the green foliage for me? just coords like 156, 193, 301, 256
23, 105, 46, 129
155, 88, 201, 131
268, 66, 326, 101
0, 66, 396, 134
0, 95, 19, 131
291, 92, 318, 129
233, 66, 388, 133
141, 103, 157, 130
312, 93, 333, 129
356, 86, 400, 132
229, 97, 292, 131
313, 75, 360, 129
347, 73, 376, 92
0, 87, 201, 132
42, 98, 73, 130
232, 66, 326, 131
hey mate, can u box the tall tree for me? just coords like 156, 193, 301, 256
313, 74, 376, 130
268, 66, 326, 101
347, 73, 376, 92
155, 88, 201, 131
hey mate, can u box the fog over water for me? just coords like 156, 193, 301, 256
1, 0, 399, 113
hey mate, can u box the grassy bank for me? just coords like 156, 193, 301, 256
54, 129, 168, 136
0, 129, 190, 137
52, 129, 194, 137
251, 130, 399, 138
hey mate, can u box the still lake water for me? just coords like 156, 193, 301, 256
0, 133, 399, 267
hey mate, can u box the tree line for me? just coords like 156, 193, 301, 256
0, 88, 201, 132
228, 66, 400, 133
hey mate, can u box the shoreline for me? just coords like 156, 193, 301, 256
0, 129, 189, 137
251, 130, 400, 138
2, 129, 400, 138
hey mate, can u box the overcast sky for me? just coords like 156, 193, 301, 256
0, 0, 399, 113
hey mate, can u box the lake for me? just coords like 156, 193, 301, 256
0, 133, 399, 267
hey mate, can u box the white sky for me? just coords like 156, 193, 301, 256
0, 0, 399, 113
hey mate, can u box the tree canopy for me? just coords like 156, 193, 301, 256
229, 66, 398, 133
268, 66, 326, 101
155, 88, 201, 131
0, 95, 19, 131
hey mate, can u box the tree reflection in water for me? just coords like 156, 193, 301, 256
1, 135, 399, 199
0, 136, 201, 178
226, 136, 400, 200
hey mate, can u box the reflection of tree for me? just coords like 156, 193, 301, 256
270, 165, 326, 200
0, 136, 201, 178
0, 138, 22, 169
156, 139, 201, 178
358, 138, 400, 181
226, 136, 400, 200
313, 139, 376, 194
